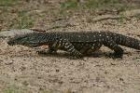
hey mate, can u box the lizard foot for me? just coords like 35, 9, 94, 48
37, 50, 57, 55
109, 52, 123, 59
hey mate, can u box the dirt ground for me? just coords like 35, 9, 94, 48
0, 0, 140, 93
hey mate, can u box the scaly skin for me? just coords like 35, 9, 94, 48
7, 31, 140, 58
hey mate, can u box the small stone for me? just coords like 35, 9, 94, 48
56, 69, 60, 72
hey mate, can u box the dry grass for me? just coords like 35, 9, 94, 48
0, 0, 140, 31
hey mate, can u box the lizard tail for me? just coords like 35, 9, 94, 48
112, 33, 140, 50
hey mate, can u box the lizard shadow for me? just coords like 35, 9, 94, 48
8, 51, 112, 59
37, 51, 114, 59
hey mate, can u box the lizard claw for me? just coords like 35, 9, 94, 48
108, 52, 123, 59
36, 51, 48, 55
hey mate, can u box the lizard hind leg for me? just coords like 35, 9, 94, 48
103, 39, 124, 58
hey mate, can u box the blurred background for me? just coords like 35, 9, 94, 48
0, 0, 140, 31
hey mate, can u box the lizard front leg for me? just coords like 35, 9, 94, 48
52, 38, 83, 57
37, 38, 83, 58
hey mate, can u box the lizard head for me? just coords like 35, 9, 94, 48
7, 34, 40, 47
7, 32, 53, 47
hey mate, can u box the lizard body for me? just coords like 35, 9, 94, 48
7, 31, 140, 58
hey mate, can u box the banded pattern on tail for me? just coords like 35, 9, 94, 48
108, 32, 140, 50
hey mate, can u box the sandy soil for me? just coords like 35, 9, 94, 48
0, 1, 140, 93
0, 18, 140, 93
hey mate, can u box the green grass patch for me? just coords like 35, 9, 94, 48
16, 11, 34, 29
60, 0, 125, 10
84, 0, 127, 11
60, 0, 79, 10
60, 0, 137, 13
17, 16, 34, 29
0, 0, 18, 6
4, 86, 25, 93
9, 11, 34, 29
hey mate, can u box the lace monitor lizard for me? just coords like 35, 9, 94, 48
7, 31, 140, 58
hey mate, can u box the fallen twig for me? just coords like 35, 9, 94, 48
91, 9, 140, 23
46, 24, 77, 30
